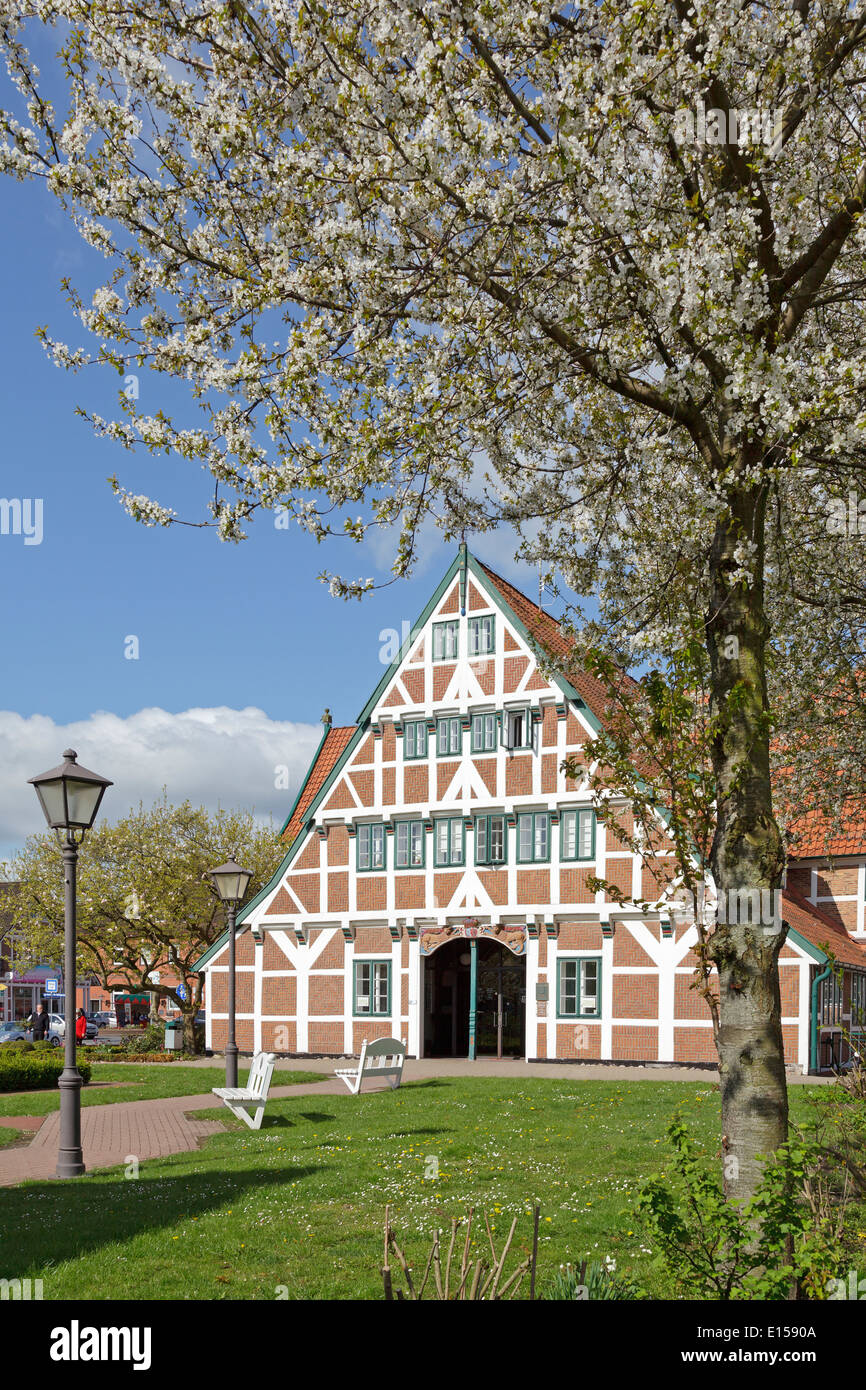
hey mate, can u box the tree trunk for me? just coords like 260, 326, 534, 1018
706, 479, 788, 1203
182, 1007, 200, 1054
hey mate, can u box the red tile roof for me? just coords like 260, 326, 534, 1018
477, 561, 638, 726
782, 889, 866, 970
281, 725, 356, 845
784, 802, 866, 860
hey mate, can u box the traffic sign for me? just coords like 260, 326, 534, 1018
45, 979, 59, 995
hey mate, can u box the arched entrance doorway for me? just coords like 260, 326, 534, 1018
423, 936, 526, 1059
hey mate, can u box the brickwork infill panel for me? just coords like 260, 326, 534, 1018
287, 873, 320, 913
613, 928, 656, 966
404, 765, 429, 804
556, 1021, 602, 1059
612, 1025, 658, 1060
557, 920, 603, 950
674, 973, 718, 1021
309, 1021, 347, 1054
505, 756, 533, 798
311, 929, 345, 970
396, 875, 426, 910
262, 975, 296, 1017
673, 1026, 716, 1063
612, 974, 659, 1019
328, 871, 349, 913
263, 1020, 296, 1053
327, 824, 350, 866
308, 976, 345, 1014
560, 868, 596, 904
355, 927, 393, 953
517, 869, 550, 904
294, 836, 321, 871
349, 769, 375, 805
479, 870, 509, 905
357, 876, 387, 912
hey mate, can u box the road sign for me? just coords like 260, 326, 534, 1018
176, 984, 186, 1001
44, 979, 59, 995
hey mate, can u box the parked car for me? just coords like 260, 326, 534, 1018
0, 1022, 28, 1045
47, 1013, 65, 1045
90, 1011, 117, 1029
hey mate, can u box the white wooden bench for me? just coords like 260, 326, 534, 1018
212, 1051, 276, 1129
334, 1037, 406, 1095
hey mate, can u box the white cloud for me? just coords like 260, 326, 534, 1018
0, 707, 322, 859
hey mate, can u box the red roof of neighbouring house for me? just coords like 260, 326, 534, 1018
782, 888, 866, 970
281, 725, 356, 845
784, 802, 866, 860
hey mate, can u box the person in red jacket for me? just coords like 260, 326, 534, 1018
75, 1009, 87, 1047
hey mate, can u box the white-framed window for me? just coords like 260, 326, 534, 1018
432, 621, 459, 661
403, 719, 428, 759
503, 707, 532, 750
561, 809, 596, 861
471, 711, 498, 752
468, 614, 495, 656
357, 822, 386, 871
434, 817, 464, 867
436, 716, 462, 756
395, 819, 425, 868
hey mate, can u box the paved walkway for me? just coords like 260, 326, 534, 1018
0, 1058, 827, 1188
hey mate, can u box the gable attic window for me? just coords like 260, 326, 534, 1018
432, 621, 459, 661
468, 614, 495, 656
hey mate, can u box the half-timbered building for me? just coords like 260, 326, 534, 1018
196, 545, 866, 1073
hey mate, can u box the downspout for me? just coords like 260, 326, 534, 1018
810, 962, 832, 1075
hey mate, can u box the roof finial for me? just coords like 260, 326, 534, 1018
321, 707, 332, 730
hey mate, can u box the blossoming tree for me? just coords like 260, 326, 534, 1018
3, 0, 866, 1197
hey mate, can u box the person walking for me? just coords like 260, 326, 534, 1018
31, 1002, 50, 1041
75, 1008, 87, 1047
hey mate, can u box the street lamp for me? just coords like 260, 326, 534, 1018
208, 858, 252, 1088
28, 749, 112, 1178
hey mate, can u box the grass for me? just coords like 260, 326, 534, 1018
0, 1064, 325, 1117
0, 1077, 828, 1300
0, 1127, 23, 1148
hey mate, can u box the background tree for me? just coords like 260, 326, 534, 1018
10, 798, 282, 1052
3, 0, 866, 1197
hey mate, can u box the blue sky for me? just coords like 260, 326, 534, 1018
0, 172, 543, 856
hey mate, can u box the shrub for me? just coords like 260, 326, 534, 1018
637, 1115, 857, 1300
0, 1052, 91, 1092
123, 1023, 170, 1055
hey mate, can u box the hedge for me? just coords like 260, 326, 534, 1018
0, 1052, 91, 1092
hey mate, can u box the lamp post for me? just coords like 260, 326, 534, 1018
28, 749, 112, 1178
208, 859, 252, 1088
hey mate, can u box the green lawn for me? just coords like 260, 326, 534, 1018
0, 1077, 830, 1299
0, 1064, 324, 1116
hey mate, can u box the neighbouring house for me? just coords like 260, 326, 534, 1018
194, 545, 866, 1073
